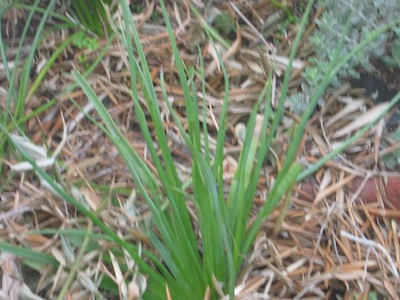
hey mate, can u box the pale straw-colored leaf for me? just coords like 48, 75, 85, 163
109, 250, 128, 299
333, 102, 390, 138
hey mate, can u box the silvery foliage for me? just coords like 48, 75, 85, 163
288, 0, 400, 114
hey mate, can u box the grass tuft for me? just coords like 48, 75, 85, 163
1, 0, 399, 299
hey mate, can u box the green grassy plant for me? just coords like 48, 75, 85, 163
1, 0, 400, 299
0, 0, 57, 170
0, 0, 111, 173
72, 0, 399, 298
67, 0, 113, 37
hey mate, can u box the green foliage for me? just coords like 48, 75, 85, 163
382, 127, 400, 169
289, 0, 400, 114
2, 0, 400, 299
369, 291, 378, 300
308, 0, 397, 81
271, 0, 298, 24
72, 30, 100, 51
68, 0, 112, 37
0, 0, 59, 173
72, 30, 100, 64
213, 11, 236, 36
71, 1, 312, 298
0, 242, 58, 266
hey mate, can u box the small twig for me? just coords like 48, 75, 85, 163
229, 1, 271, 49
340, 230, 399, 279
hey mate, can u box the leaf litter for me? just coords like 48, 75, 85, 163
0, 1, 399, 298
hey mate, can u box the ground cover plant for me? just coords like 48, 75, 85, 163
1, 0, 400, 299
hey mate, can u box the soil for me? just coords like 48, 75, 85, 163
349, 74, 400, 126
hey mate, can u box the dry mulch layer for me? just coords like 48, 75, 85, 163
1, 1, 400, 299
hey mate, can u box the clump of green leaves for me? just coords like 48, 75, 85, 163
68, 0, 112, 37
288, 0, 400, 113
213, 11, 236, 36
72, 30, 99, 51
306, 0, 400, 85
